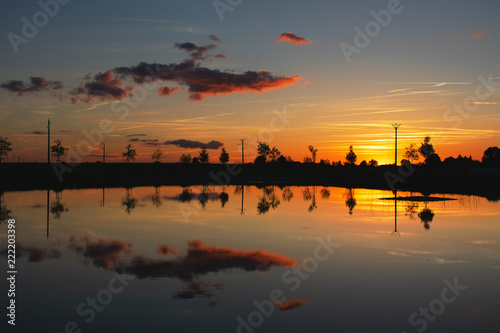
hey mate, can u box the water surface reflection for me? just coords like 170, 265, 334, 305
1, 186, 498, 333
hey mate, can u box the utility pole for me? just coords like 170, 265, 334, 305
101, 142, 105, 163
392, 123, 401, 166
47, 118, 51, 164
239, 139, 246, 165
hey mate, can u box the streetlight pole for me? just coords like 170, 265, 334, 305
101, 142, 105, 163
47, 118, 51, 164
392, 123, 401, 166
239, 139, 246, 165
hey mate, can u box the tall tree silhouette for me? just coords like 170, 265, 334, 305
151, 186, 162, 208
152, 148, 163, 162
179, 154, 192, 163
50, 190, 69, 219
122, 144, 137, 162
219, 189, 229, 207
419, 136, 435, 158
345, 145, 357, 165
308, 145, 318, 163
0, 137, 13, 164
122, 188, 138, 214
199, 147, 209, 164
482, 146, 500, 167
418, 207, 434, 230
51, 140, 68, 162
198, 186, 209, 209
343, 188, 357, 215
219, 147, 229, 164
179, 188, 193, 203
282, 187, 294, 202
257, 186, 280, 214
0, 192, 12, 224
404, 143, 419, 164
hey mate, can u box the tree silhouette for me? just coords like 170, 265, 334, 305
425, 153, 441, 166
198, 187, 209, 209
121, 188, 138, 214
122, 144, 137, 162
257, 141, 280, 162
257, 141, 271, 158
404, 143, 419, 164
418, 208, 434, 230
219, 147, 229, 164
0, 193, 12, 224
368, 159, 378, 167
151, 186, 162, 208
405, 202, 418, 219
302, 187, 317, 212
0, 137, 13, 164
269, 147, 281, 162
320, 188, 330, 199
199, 147, 209, 164
179, 188, 193, 202
419, 136, 435, 158
179, 154, 192, 163
308, 145, 318, 163
343, 188, 357, 215
482, 146, 500, 167
51, 140, 68, 162
282, 187, 294, 202
152, 148, 163, 162
345, 145, 357, 165
50, 191, 68, 219
257, 186, 280, 214
219, 191, 229, 207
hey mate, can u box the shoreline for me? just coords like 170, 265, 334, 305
0, 163, 499, 200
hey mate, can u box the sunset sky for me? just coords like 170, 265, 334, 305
0, 0, 499, 164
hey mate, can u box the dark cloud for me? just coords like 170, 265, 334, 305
127, 134, 147, 137
3, 39, 301, 103
12, 237, 297, 306
116, 61, 300, 101
158, 86, 179, 96
70, 70, 132, 103
14, 244, 61, 263
276, 32, 312, 46
156, 245, 178, 255
140, 139, 160, 146
175, 42, 220, 61
30, 131, 46, 135
0, 77, 63, 95
68, 236, 133, 270
164, 139, 224, 149
208, 35, 222, 43
121, 240, 297, 280
129, 138, 140, 142
277, 298, 310, 311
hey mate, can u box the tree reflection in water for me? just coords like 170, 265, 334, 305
257, 186, 280, 214
151, 186, 162, 208
122, 188, 138, 215
51, 190, 68, 220
343, 188, 357, 215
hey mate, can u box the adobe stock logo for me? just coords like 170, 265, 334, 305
400, 277, 468, 333
339, 0, 405, 64
7, 0, 71, 54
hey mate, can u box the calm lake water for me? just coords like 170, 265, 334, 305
1, 186, 499, 333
